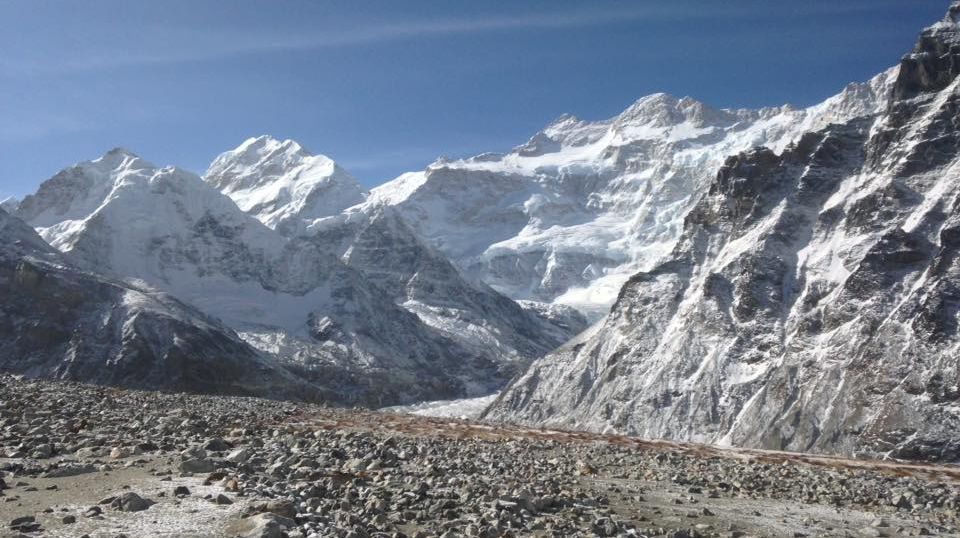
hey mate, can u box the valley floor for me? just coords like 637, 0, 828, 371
1, 376, 958, 538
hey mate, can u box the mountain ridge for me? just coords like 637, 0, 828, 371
484, 3, 960, 461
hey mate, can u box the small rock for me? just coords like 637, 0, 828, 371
10, 516, 35, 527
233, 513, 295, 538
111, 492, 154, 512
180, 458, 215, 474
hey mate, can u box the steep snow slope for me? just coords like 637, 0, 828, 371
0, 207, 322, 399
18, 148, 575, 406
486, 4, 960, 461
305, 204, 586, 365
372, 72, 896, 319
205, 136, 365, 236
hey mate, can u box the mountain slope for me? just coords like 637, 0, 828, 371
372, 72, 896, 319
485, 5, 960, 462
0, 207, 323, 399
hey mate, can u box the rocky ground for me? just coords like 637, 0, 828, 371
0, 376, 959, 538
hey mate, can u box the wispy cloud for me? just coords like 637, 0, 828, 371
0, 8, 658, 75
0, 1, 920, 76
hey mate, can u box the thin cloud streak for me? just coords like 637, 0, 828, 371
0, 1, 916, 76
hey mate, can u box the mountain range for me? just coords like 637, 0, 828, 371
3, 2, 960, 460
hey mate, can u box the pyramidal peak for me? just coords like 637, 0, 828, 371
93, 146, 151, 171
206, 135, 331, 192
236, 135, 311, 160
205, 136, 365, 233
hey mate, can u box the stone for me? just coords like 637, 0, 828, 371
226, 447, 252, 463
111, 492, 154, 512
9, 516, 35, 527
204, 438, 231, 452
233, 513, 295, 538
41, 463, 97, 478
180, 458, 215, 474
263, 500, 296, 518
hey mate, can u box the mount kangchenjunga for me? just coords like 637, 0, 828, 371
371, 70, 896, 319
485, 4, 960, 461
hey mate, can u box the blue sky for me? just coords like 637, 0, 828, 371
0, 0, 948, 199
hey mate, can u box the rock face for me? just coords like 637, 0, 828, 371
14, 142, 580, 406
0, 207, 321, 399
372, 72, 895, 319
485, 6, 960, 461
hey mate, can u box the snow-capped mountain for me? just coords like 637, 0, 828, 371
0, 207, 323, 399
205, 136, 365, 236
485, 4, 960, 461
15, 144, 581, 406
371, 70, 896, 319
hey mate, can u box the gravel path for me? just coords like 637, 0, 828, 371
1, 375, 958, 537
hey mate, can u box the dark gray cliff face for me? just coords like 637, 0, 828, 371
485, 6, 960, 462
0, 209, 325, 401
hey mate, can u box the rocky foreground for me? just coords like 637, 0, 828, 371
1, 376, 959, 538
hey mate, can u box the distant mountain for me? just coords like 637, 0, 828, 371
371, 73, 895, 320
485, 3, 960, 461
14, 143, 582, 406
205, 135, 365, 236
0, 207, 323, 399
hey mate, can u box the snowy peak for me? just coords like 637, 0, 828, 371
15, 148, 157, 228
205, 136, 365, 234
206, 135, 316, 192
14, 148, 281, 274
615, 93, 734, 130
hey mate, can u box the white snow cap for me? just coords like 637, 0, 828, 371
205, 135, 365, 233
